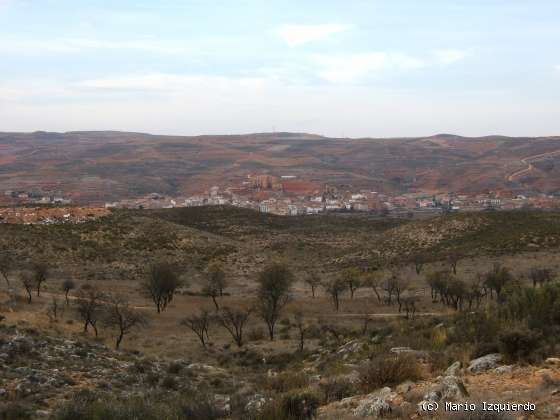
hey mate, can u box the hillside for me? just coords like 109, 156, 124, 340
2, 131, 560, 203
2, 207, 560, 282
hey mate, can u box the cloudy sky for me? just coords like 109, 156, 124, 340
1, 0, 559, 137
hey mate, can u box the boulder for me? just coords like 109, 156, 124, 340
245, 393, 270, 413
467, 353, 502, 373
495, 365, 513, 375
444, 361, 461, 377
545, 358, 560, 366
421, 375, 468, 403
353, 387, 396, 418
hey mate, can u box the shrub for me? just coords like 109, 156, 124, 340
499, 328, 542, 362
257, 390, 320, 420
281, 390, 320, 420
266, 371, 309, 393
167, 361, 183, 374
359, 354, 421, 392
0, 402, 32, 419
160, 375, 179, 390
319, 377, 356, 402
247, 327, 265, 342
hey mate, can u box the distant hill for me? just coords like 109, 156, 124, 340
1, 131, 560, 202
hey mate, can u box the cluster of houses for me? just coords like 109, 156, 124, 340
102, 184, 560, 217
0, 207, 109, 224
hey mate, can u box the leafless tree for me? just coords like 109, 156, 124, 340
142, 263, 182, 313
62, 279, 76, 305
219, 305, 252, 347
47, 297, 64, 322
202, 266, 226, 310
21, 273, 36, 304
256, 263, 294, 340
529, 267, 554, 288
75, 286, 104, 336
343, 267, 362, 299
401, 296, 418, 320
103, 296, 148, 350
363, 272, 383, 303
0, 252, 13, 287
32, 262, 48, 297
381, 276, 398, 305
413, 254, 426, 275
304, 272, 321, 298
447, 251, 463, 275
323, 277, 347, 311
292, 311, 309, 352
181, 309, 212, 349
207, 263, 227, 296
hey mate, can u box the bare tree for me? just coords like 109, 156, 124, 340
484, 263, 513, 299
207, 263, 227, 296
32, 262, 48, 297
219, 305, 252, 347
142, 263, 182, 313
529, 267, 554, 288
21, 273, 36, 304
363, 272, 383, 303
75, 286, 104, 336
256, 263, 294, 340
304, 272, 321, 298
181, 309, 212, 349
103, 296, 148, 350
343, 267, 362, 299
412, 254, 426, 275
47, 297, 64, 322
202, 266, 226, 310
393, 277, 409, 311
324, 277, 347, 311
0, 252, 13, 287
381, 276, 398, 305
62, 279, 76, 305
292, 311, 309, 352
447, 251, 463, 275
401, 296, 418, 320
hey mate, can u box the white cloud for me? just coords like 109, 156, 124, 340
434, 49, 467, 64
275, 24, 351, 47
0, 37, 189, 54
76, 73, 270, 92
555, 64, 560, 71
313, 52, 426, 83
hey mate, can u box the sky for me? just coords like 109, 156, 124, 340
1, 0, 559, 137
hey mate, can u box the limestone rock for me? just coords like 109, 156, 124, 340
467, 353, 502, 373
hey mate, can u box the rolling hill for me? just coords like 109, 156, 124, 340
1, 131, 560, 203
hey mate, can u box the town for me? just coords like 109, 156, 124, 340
3, 173, 560, 224
103, 173, 560, 216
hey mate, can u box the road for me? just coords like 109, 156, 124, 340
507, 149, 560, 182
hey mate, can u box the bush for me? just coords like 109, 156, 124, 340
0, 402, 32, 420
281, 390, 320, 420
53, 391, 222, 420
499, 328, 542, 362
160, 375, 179, 390
266, 371, 309, 393
167, 361, 183, 374
359, 354, 421, 392
257, 390, 320, 420
319, 377, 356, 402
247, 327, 265, 342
